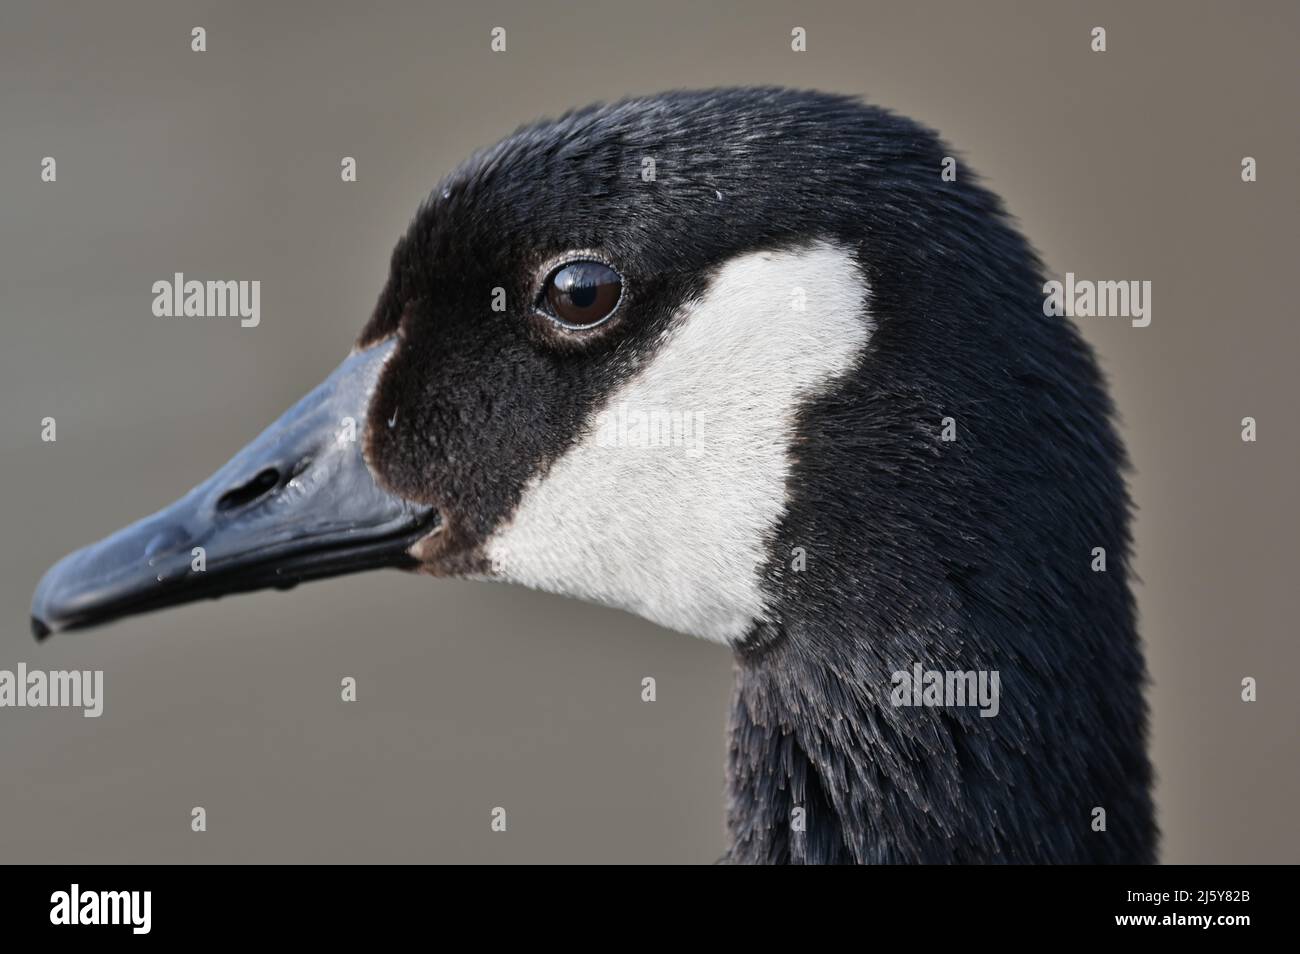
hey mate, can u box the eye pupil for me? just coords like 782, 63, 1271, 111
544, 261, 622, 329
568, 281, 598, 308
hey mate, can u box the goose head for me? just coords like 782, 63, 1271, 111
32, 88, 879, 643
30, 88, 1154, 864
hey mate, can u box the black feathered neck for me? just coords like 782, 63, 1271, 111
713, 93, 1155, 861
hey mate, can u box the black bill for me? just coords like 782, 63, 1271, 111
30, 339, 436, 639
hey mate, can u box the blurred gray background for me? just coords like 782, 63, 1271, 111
2, 0, 1296, 863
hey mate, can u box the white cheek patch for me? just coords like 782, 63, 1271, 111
485, 241, 873, 645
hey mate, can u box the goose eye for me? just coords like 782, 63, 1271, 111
543, 261, 623, 329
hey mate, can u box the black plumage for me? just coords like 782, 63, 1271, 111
363, 89, 1154, 861
31, 87, 1155, 863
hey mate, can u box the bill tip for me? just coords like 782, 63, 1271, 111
31, 615, 52, 641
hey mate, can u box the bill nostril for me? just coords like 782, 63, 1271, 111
216, 467, 282, 512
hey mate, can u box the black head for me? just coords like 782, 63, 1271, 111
30, 88, 1049, 645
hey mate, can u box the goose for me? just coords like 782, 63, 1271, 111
30, 88, 1156, 864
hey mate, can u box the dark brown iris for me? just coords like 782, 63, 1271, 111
544, 261, 622, 329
